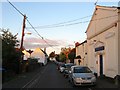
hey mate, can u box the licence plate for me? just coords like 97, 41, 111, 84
83, 80, 91, 83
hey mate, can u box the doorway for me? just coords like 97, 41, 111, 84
99, 55, 103, 76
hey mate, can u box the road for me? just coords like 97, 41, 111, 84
3, 61, 117, 89
23, 62, 92, 89
23, 62, 72, 88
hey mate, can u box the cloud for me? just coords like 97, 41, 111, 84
22, 37, 69, 49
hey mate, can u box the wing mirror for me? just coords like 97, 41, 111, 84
94, 72, 98, 77
92, 72, 98, 78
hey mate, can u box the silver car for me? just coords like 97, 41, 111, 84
68, 66, 96, 86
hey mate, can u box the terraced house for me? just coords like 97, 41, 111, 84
75, 40, 88, 66
86, 5, 120, 79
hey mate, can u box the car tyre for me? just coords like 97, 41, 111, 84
71, 79, 75, 87
68, 78, 70, 82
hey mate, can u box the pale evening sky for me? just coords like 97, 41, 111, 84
1, 0, 119, 54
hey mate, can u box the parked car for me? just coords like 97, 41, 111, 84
68, 66, 96, 86
57, 62, 65, 70
0, 67, 6, 72
59, 63, 65, 73
63, 63, 74, 78
54, 60, 58, 65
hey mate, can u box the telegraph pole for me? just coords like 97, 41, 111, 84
19, 15, 26, 73
20, 15, 26, 50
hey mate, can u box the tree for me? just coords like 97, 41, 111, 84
49, 51, 55, 58
59, 52, 66, 62
55, 54, 60, 62
1, 29, 22, 74
68, 48, 76, 63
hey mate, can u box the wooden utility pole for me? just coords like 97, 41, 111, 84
20, 15, 26, 50
19, 15, 26, 73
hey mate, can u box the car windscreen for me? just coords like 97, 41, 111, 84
73, 67, 92, 73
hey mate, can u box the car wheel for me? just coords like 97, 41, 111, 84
71, 79, 75, 87
92, 83, 97, 87
68, 77, 71, 82
68, 79, 70, 82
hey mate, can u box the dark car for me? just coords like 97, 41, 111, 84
57, 62, 65, 70
0, 68, 6, 72
63, 63, 74, 78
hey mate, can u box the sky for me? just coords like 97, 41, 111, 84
1, 0, 119, 55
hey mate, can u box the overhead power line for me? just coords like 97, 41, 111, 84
7, 0, 24, 17
26, 19, 54, 48
95, 0, 99, 5
26, 14, 118, 29
26, 19, 43, 39
6, 0, 118, 48
7, 0, 54, 48
26, 15, 92, 29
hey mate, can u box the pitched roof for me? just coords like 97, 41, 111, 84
96, 5, 118, 9
85, 5, 118, 33
40, 48, 48, 56
76, 40, 87, 47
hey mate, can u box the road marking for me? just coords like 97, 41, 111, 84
32, 64, 49, 88
21, 67, 44, 88
21, 65, 49, 89
21, 73, 40, 88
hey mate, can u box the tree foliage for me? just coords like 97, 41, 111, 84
68, 52, 75, 63
55, 54, 60, 62
1, 29, 22, 73
68, 48, 76, 63
49, 51, 55, 58
59, 52, 66, 62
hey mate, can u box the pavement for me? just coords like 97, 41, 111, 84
2, 62, 120, 89
2, 65, 45, 89
95, 76, 119, 88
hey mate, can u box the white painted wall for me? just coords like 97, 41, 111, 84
75, 42, 87, 66
118, 8, 120, 75
31, 48, 47, 65
87, 6, 117, 40
86, 6, 118, 78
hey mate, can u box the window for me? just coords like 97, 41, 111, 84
74, 67, 92, 73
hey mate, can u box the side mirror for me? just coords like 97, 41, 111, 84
93, 72, 98, 78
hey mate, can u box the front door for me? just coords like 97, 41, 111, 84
99, 55, 103, 76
